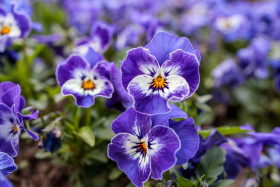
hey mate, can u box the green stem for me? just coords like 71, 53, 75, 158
85, 107, 91, 126
73, 107, 81, 130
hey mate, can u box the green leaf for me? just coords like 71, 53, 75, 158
195, 146, 226, 183
177, 177, 195, 187
212, 180, 234, 187
198, 126, 250, 138
77, 126, 95, 147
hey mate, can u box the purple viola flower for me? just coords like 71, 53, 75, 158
0, 82, 39, 157
212, 59, 245, 88
108, 107, 181, 187
151, 104, 200, 165
121, 32, 200, 115
56, 48, 114, 108
74, 21, 113, 54
0, 152, 17, 187
0, 4, 31, 52
237, 36, 271, 79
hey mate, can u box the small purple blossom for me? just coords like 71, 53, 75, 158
0, 82, 39, 157
56, 49, 114, 108
121, 32, 200, 115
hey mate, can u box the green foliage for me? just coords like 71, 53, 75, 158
198, 127, 250, 138
195, 147, 226, 184
76, 126, 95, 147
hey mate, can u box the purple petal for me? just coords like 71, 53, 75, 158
104, 63, 132, 109
121, 47, 159, 90
0, 82, 17, 98
90, 21, 113, 52
23, 129, 39, 141
111, 107, 151, 138
108, 133, 151, 187
169, 118, 199, 165
145, 32, 201, 66
148, 125, 180, 179
162, 50, 200, 97
12, 5, 31, 38
151, 104, 187, 127
19, 109, 39, 121
56, 55, 89, 86
0, 174, 13, 187
0, 152, 17, 176
84, 47, 103, 68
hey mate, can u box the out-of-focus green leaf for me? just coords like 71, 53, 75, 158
77, 126, 95, 147
195, 146, 226, 184
212, 180, 234, 187
177, 177, 195, 187
198, 126, 250, 138
109, 168, 123, 180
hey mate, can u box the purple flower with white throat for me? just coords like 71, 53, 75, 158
0, 82, 39, 157
0, 4, 31, 52
56, 48, 114, 108
121, 32, 200, 115
108, 107, 181, 187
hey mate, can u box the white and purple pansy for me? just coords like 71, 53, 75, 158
0, 82, 39, 157
56, 49, 114, 108
121, 32, 200, 115
0, 4, 31, 52
108, 107, 181, 187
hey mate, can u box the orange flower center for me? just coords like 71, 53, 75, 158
137, 141, 147, 155
1, 26, 11, 35
82, 80, 95, 90
151, 75, 167, 89
13, 125, 18, 132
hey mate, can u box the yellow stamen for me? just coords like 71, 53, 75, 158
151, 75, 167, 89
138, 141, 147, 155
82, 80, 95, 90
13, 125, 18, 132
1, 26, 11, 35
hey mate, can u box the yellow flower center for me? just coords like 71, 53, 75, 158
1, 26, 11, 35
151, 75, 167, 89
13, 125, 18, 132
137, 141, 147, 155
82, 80, 95, 90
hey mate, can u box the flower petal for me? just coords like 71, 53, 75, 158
0, 152, 17, 176
61, 73, 113, 108
151, 104, 187, 127
121, 47, 159, 90
108, 133, 151, 187
145, 32, 201, 65
162, 49, 200, 97
169, 118, 199, 165
56, 55, 89, 86
148, 125, 180, 179
111, 107, 151, 138
128, 74, 189, 114
90, 21, 113, 52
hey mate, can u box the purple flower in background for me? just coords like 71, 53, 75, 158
108, 107, 181, 187
121, 32, 200, 115
0, 152, 17, 187
237, 36, 271, 79
0, 4, 31, 52
212, 59, 245, 88
0, 82, 39, 157
214, 13, 251, 42
115, 25, 143, 50
42, 128, 61, 153
56, 48, 114, 108
74, 21, 113, 54
271, 59, 280, 92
